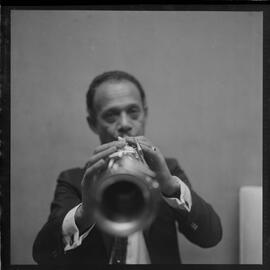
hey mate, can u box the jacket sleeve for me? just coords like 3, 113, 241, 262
167, 158, 223, 248
32, 170, 82, 264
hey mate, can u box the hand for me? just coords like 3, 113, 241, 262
75, 140, 126, 232
125, 136, 179, 197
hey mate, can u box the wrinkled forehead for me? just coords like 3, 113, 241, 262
93, 80, 144, 112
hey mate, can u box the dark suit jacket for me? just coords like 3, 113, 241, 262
32, 158, 222, 265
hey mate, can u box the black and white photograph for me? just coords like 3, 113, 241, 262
1, 5, 267, 267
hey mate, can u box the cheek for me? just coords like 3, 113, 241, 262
99, 123, 117, 135
139, 114, 147, 125
100, 124, 113, 132
133, 118, 146, 132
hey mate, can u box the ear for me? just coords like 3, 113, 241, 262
143, 105, 148, 119
87, 115, 98, 134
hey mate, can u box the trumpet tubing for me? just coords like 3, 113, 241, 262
89, 144, 160, 236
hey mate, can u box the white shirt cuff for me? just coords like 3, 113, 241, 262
62, 203, 95, 252
163, 176, 192, 212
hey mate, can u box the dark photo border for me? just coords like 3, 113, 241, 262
1, 2, 269, 270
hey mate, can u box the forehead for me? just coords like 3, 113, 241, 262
93, 80, 143, 112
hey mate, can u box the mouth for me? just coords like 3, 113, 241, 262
116, 132, 134, 139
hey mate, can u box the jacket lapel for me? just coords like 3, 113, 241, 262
101, 232, 114, 262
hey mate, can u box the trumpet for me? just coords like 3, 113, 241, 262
89, 138, 161, 236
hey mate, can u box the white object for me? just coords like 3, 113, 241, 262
239, 186, 262, 264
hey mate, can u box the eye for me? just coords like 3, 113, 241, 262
127, 106, 141, 119
103, 111, 118, 123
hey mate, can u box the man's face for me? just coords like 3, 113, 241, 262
89, 80, 147, 144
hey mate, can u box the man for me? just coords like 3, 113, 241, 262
32, 70, 222, 265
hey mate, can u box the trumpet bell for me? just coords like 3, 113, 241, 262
89, 146, 160, 236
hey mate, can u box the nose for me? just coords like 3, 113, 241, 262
117, 112, 132, 135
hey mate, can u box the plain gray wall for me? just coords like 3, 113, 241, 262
10, 11, 262, 264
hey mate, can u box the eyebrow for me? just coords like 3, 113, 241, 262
101, 103, 141, 114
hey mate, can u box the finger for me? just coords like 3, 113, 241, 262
126, 136, 154, 147
125, 136, 136, 145
138, 143, 162, 162
124, 137, 158, 158
125, 136, 146, 147
83, 158, 107, 184
136, 140, 158, 152
93, 140, 126, 154
140, 165, 157, 178
139, 142, 156, 153
87, 146, 119, 168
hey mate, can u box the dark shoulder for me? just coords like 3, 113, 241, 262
57, 167, 85, 191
